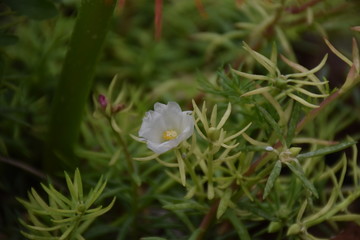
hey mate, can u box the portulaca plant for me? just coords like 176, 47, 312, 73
13, 1, 360, 239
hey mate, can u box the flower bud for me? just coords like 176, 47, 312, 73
98, 94, 108, 108
268, 221, 282, 233
287, 223, 302, 235
289, 147, 302, 157
207, 127, 220, 141
77, 203, 86, 213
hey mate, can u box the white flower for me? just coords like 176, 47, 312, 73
139, 102, 194, 154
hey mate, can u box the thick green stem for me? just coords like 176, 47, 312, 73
45, 0, 117, 172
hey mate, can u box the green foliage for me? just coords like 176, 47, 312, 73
284, 160, 319, 199
17, 169, 115, 240
1, 0, 360, 239
263, 160, 281, 200
2, 0, 58, 20
0, 33, 18, 46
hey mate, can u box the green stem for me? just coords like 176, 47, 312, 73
45, 0, 117, 172
111, 117, 140, 237
182, 151, 204, 197
110, 117, 135, 173
304, 189, 360, 228
207, 151, 214, 200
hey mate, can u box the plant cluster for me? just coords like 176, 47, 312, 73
0, 0, 360, 239
18, 169, 115, 240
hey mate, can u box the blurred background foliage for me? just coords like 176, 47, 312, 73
1, 0, 360, 239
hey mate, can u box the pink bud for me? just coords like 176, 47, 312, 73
98, 95, 108, 108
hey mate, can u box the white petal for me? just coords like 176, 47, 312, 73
161, 110, 182, 131
166, 102, 182, 113
180, 112, 194, 130
139, 111, 166, 143
154, 102, 167, 112
147, 138, 180, 154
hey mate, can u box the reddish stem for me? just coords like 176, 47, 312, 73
286, 0, 324, 14
195, 0, 207, 18
196, 199, 220, 240
118, 0, 126, 9
236, 0, 245, 7
155, 0, 163, 40
296, 90, 340, 134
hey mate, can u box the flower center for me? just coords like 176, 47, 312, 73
162, 130, 178, 141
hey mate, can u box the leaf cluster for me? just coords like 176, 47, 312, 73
17, 169, 115, 240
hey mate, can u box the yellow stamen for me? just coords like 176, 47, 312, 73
163, 130, 178, 141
